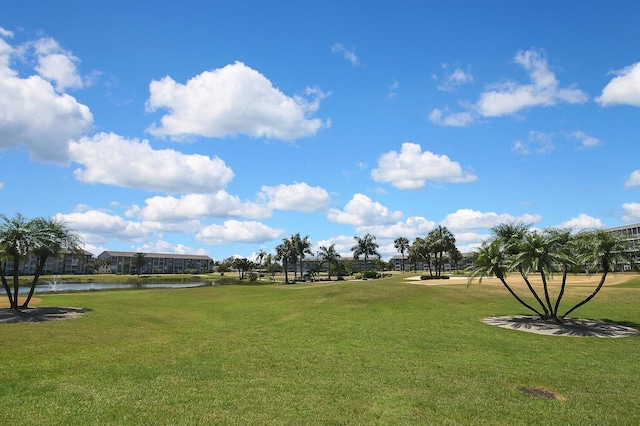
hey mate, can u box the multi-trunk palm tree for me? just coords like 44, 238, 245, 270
0, 213, 82, 309
351, 233, 380, 272
394, 236, 409, 274
468, 221, 633, 323
318, 244, 340, 280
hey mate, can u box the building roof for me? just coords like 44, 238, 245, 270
98, 251, 213, 261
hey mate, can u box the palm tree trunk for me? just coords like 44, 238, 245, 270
553, 266, 568, 317
0, 263, 13, 307
22, 257, 47, 308
562, 270, 608, 319
519, 269, 549, 316
539, 271, 554, 317
283, 259, 289, 284
12, 256, 20, 309
498, 276, 543, 317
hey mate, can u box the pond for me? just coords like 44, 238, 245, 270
17, 281, 214, 294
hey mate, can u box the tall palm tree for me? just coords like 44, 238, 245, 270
351, 233, 380, 272
318, 244, 340, 281
256, 249, 267, 281
291, 233, 312, 279
394, 236, 409, 274
275, 238, 296, 284
428, 226, 456, 277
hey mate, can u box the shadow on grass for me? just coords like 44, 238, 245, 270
483, 315, 640, 338
0, 307, 89, 324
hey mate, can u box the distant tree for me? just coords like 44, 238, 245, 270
318, 244, 340, 281
449, 247, 463, 274
132, 252, 147, 277
394, 236, 410, 274
428, 226, 456, 277
352, 233, 380, 272
0, 214, 82, 309
291, 233, 312, 280
217, 263, 229, 275
256, 249, 267, 281
275, 238, 297, 284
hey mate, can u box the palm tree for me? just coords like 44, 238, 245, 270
467, 239, 543, 317
318, 244, 340, 281
132, 252, 147, 277
275, 238, 296, 284
470, 222, 633, 323
291, 233, 312, 279
561, 230, 632, 319
394, 236, 409, 274
22, 218, 82, 308
351, 233, 380, 272
256, 249, 267, 281
449, 247, 463, 274
0, 214, 82, 309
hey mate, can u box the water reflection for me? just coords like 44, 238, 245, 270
19, 282, 212, 294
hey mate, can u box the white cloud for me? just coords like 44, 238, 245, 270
196, 220, 283, 245
371, 142, 477, 189
512, 140, 530, 155
0, 48, 93, 163
133, 239, 209, 256
355, 216, 436, 239
131, 191, 268, 222
596, 62, 640, 107
436, 65, 474, 92
0, 28, 13, 38
314, 234, 358, 257
572, 130, 603, 150
146, 61, 329, 140
440, 209, 542, 231
477, 49, 587, 117
69, 132, 234, 193
331, 43, 359, 66
558, 214, 604, 231
32, 37, 84, 91
625, 170, 640, 188
258, 182, 330, 212
513, 130, 555, 155
55, 210, 154, 244
623, 203, 640, 222
428, 108, 475, 127
327, 193, 403, 226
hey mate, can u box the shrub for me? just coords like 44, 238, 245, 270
420, 275, 450, 280
362, 271, 379, 279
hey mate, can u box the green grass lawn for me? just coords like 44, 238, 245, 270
1, 276, 639, 425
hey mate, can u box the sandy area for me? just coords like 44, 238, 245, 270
404, 273, 638, 287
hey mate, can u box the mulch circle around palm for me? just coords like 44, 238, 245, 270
0, 307, 86, 323
483, 315, 639, 338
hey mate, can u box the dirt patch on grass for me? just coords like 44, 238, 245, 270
517, 386, 564, 400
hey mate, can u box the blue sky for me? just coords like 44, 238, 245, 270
1, 1, 639, 261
